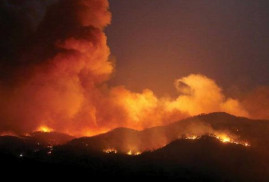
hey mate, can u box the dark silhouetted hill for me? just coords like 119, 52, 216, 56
27, 131, 74, 145
1, 135, 269, 181
1, 113, 269, 181
68, 112, 269, 153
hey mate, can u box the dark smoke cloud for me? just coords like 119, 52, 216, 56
0, 0, 58, 60
0, 0, 61, 88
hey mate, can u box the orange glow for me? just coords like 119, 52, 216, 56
82, 128, 110, 137
135, 151, 142, 155
213, 133, 250, 147
37, 126, 53, 133
0, 131, 17, 136
180, 133, 250, 148
0, 0, 254, 139
185, 135, 199, 140
127, 150, 132, 155
109, 74, 248, 132
127, 150, 141, 156
103, 148, 117, 154
216, 135, 232, 143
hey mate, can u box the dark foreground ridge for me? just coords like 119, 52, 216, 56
68, 112, 269, 153
1, 112, 269, 181
1, 136, 268, 181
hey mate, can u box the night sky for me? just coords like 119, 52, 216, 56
106, 0, 269, 97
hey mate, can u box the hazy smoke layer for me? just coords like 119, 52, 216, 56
0, 0, 265, 136
242, 86, 269, 120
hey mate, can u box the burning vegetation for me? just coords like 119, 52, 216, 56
61, 113, 255, 157
0, 1, 269, 181
1, 112, 269, 182
37, 126, 54, 133
100, 132, 250, 156
183, 134, 250, 147
103, 148, 117, 154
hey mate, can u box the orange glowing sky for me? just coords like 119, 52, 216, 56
0, 0, 268, 136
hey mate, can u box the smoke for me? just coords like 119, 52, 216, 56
0, 0, 113, 135
0, 0, 59, 63
0, 0, 263, 137
242, 87, 269, 120
109, 74, 248, 131
170, 74, 248, 117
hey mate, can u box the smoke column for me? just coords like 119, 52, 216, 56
0, 0, 260, 136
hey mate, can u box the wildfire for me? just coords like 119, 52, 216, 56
182, 133, 250, 147
103, 148, 117, 154
37, 126, 53, 133
216, 135, 231, 143
185, 135, 199, 140
213, 134, 250, 147
127, 150, 141, 156
103, 148, 141, 155
0, 0, 257, 140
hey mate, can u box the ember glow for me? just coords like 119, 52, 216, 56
127, 150, 141, 156
0, 0, 268, 138
181, 132, 250, 147
215, 134, 232, 143
102, 148, 142, 155
185, 135, 199, 140
103, 148, 117, 154
37, 126, 53, 133
214, 134, 250, 147
99, 131, 251, 156
183, 134, 250, 147
1, 2, 269, 181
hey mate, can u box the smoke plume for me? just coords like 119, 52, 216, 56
0, 0, 263, 136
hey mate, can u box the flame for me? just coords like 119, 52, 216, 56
127, 150, 132, 155
103, 148, 142, 155
214, 134, 250, 147
181, 133, 250, 147
127, 150, 141, 156
135, 152, 142, 155
216, 134, 231, 143
103, 148, 117, 154
0, 0, 254, 138
37, 126, 53, 133
185, 135, 199, 140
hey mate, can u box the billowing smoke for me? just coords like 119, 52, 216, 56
0, 0, 113, 135
109, 74, 248, 131
0, 0, 261, 137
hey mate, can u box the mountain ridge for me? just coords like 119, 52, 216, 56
67, 112, 269, 153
